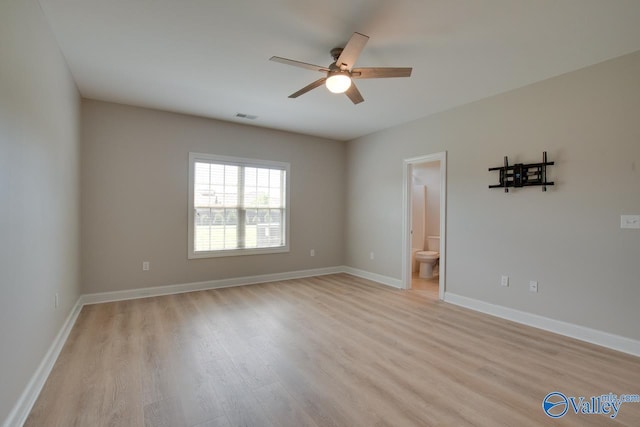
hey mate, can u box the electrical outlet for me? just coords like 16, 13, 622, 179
142, 261, 150, 271
529, 281, 538, 293
501, 275, 509, 287
621, 215, 640, 229
369, 252, 375, 260
310, 249, 315, 257
54, 293, 59, 308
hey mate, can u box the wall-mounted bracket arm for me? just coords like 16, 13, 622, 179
489, 151, 554, 192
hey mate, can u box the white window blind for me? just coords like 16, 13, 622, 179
188, 153, 289, 258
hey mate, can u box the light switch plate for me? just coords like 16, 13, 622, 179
621, 215, 640, 229
501, 275, 509, 287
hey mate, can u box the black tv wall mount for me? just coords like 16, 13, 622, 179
489, 151, 554, 193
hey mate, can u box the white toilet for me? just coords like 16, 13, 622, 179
415, 236, 440, 279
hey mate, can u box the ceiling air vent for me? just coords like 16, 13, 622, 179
235, 113, 258, 120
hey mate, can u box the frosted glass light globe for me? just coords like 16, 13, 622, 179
325, 74, 352, 93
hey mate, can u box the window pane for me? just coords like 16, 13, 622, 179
194, 163, 211, 207
256, 188, 269, 207
253, 208, 283, 247
210, 164, 224, 185
269, 190, 281, 208
256, 208, 269, 248
244, 208, 256, 248
244, 167, 285, 209
194, 208, 212, 251
209, 208, 225, 250
225, 187, 237, 206
225, 165, 238, 186
269, 209, 282, 224
257, 168, 269, 187
224, 166, 238, 206
245, 167, 257, 187
211, 208, 239, 250
244, 188, 256, 207
257, 168, 270, 208
270, 169, 281, 188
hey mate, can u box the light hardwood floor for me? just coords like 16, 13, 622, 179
411, 272, 439, 298
26, 274, 640, 426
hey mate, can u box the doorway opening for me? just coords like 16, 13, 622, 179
402, 152, 447, 299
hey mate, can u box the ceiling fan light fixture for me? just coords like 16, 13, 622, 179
270, 32, 412, 103
325, 73, 351, 94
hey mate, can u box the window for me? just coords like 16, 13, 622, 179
188, 153, 290, 258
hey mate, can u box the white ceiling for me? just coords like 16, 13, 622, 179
39, 0, 640, 141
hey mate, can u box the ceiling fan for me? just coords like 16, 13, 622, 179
270, 32, 412, 104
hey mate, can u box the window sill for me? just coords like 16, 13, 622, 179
188, 245, 289, 259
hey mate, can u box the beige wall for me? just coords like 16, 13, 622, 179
413, 162, 441, 242
346, 51, 640, 340
0, 0, 81, 423
81, 100, 345, 294
410, 183, 425, 251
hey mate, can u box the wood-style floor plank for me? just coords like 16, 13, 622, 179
25, 274, 640, 426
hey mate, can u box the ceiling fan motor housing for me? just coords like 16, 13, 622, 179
327, 62, 350, 77
330, 47, 344, 62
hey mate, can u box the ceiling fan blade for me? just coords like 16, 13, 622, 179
270, 56, 329, 73
345, 82, 364, 104
351, 67, 413, 79
289, 78, 327, 98
336, 32, 369, 71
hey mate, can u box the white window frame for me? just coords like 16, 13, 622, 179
188, 152, 290, 259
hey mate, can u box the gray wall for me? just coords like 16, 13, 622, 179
346, 51, 640, 340
81, 100, 345, 294
0, 0, 81, 423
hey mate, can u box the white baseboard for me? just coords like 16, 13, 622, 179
3, 298, 83, 427
341, 266, 403, 289
444, 292, 640, 357
81, 266, 344, 305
